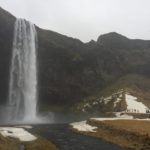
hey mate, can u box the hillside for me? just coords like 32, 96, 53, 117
76, 74, 150, 114
0, 7, 150, 112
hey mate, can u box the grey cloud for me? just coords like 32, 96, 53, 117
0, 0, 150, 42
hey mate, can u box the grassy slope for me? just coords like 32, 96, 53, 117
99, 74, 150, 107
0, 134, 58, 150
75, 74, 150, 113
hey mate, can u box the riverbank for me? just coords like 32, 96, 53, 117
71, 119, 150, 150
0, 127, 58, 150
0, 134, 58, 150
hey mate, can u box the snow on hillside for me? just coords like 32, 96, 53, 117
114, 97, 122, 107
125, 94, 148, 113
78, 89, 150, 114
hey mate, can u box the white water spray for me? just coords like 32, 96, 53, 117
8, 18, 38, 122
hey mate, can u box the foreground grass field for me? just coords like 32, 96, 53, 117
73, 119, 150, 150
0, 134, 58, 150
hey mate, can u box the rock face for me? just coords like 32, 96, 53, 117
1, 7, 150, 110
0, 7, 15, 104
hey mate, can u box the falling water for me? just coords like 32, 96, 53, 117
8, 18, 38, 122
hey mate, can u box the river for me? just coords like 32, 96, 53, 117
29, 124, 127, 150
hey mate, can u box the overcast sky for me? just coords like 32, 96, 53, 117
0, 0, 150, 42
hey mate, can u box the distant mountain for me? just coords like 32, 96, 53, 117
0, 7, 150, 112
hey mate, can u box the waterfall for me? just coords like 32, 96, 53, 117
8, 18, 38, 122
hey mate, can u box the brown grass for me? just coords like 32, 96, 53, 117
0, 134, 19, 150
99, 74, 150, 108
102, 120, 150, 135
0, 134, 58, 150
23, 137, 58, 150
73, 119, 150, 150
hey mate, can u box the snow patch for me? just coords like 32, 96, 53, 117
104, 96, 111, 104
0, 127, 37, 141
92, 113, 133, 121
115, 112, 133, 119
114, 98, 122, 107
125, 94, 148, 113
93, 101, 98, 105
84, 103, 90, 108
71, 121, 97, 132
91, 117, 132, 121
82, 108, 85, 112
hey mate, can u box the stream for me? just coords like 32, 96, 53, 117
29, 124, 127, 150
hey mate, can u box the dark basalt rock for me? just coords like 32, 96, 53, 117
0, 7, 15, 104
